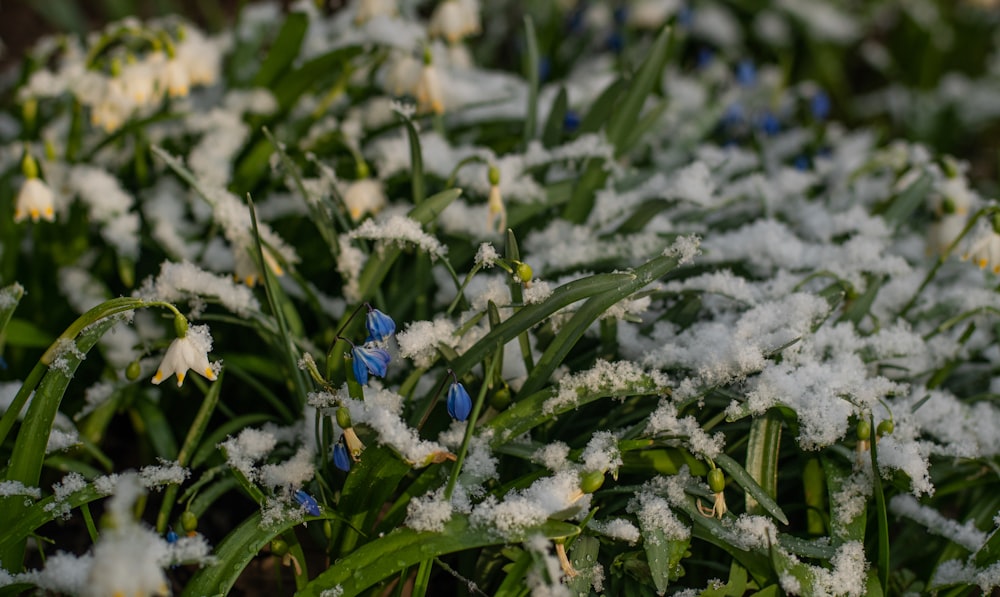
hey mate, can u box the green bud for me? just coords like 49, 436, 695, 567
708, 468, 726, 493
323, 520, 333, 540
856, 418, 871, 441
125, 360, 142, 381
942, 156, 960, 179
356, 161, 370, 179
488, 165, 500, 186
173, 314, 189, 338
22, 99, 37, 132
489, 384, 512, 410
876, 419, 895, 437
422, 45, 433, 65
271, 539, 289, 556
941, 197, 957, 215
514, 261, 533, 284
580, 470, 605, 494
336, 406, 353, 429
181, 510, 198, 533
21, 151, 39, 180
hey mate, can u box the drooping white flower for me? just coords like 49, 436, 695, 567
355, 0, 399, 24
384, 51, 421, 96
175, 28, 221, 87
152, 324, 219, 386
343, 178, 387, 221
415, 60, 446, 115
14, 177, 56, 223
429, 0, 482, 44
962, 218, 1000, 274
161, 57, 190, 98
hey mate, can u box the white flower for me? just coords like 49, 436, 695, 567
175, 29, 221, 87
121, 59, 158, 105
14, 177, 56, 223
152, 324, 219, 386
962, 224, 1000, 274
161, 57, 190, 98
429, 0, 481, 44
415, 62, 445, 115
355, 0, 399, 24
384, 51, 421, 97
628, 0, 681, 29
232, 243, 285, 287
343, 178, 387, 221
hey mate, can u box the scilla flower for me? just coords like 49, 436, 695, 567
447, 381, 472, 421
293, 489, 321, 516
14, 153, 55, 223
152, 321, 219, 387
333, 441, 352, 472
365, 306, 396, 342
352, 344, 391, 385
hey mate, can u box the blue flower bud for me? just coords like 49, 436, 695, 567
166, 529, 179, 544
605, 31, 624, 54
564, 110, 581, 132
758, 111, 780, 136
365, 307, 396, 342
352, 344, 391, 385
293, 489, 321, 516
333, 442, 351, 472
447, 382, 473, 422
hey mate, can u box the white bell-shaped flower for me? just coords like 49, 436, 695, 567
152, 324, 219, 386
14, 177, 56, 223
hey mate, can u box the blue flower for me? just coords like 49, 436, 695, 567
352, 344, 390, 385
736, 60, 756, 87
365, 307, 396, 342
333, 441, 351, 472
293, 489, 321, 516
811, 90, 831, 121
564, 110, 581, 132
166, 529, 178, 544
447, 382, 472, 421
758, 111, 780, 136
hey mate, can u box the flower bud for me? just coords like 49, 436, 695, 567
876, 419, 894, 437
489, 384, 511, 410
856, 419, 871, 441
125, 360, 142, 381
514, 261, 533, 284
580, 470, 605, 494
708, 468, 726, 493
336, 406, 353, 430
181, 510, 198, 533
447, 382, 473, 421
271, 539, 289, 556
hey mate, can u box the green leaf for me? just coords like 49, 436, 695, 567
542, 87, 569, 148
0, 284, 24, 350
522, 15, 540, 147
181, 509, 330, 597
876, 172, 933, 227
253, 12, 309, 88
644, 530, 689, 594
4, 318, 53, 348
298, 514, 580, 597
715, 453, 789, 526
743, 410, 784, 522
870, 416, 890, 595
332, 445, 410, 556
519, 253, 681, 396
605, 25, 673, 154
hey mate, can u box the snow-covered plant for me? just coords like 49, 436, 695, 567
2, 1, 1000, 596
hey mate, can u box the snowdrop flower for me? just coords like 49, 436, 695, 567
447, 381, 472, 421
415, 51, 446, 115
152, 323, 219, 387
161, 56, 190, 98
486, 164, 506, 234
365, 306, 396, 342
351, 344, 391, 385
175, 28, 221, 87
355, 0, 398, 24
14, 161, 56, 224
962, 219, 1000, 274
428, 0, 481, 44
121, 58, 158, 105
343, 177, 387, 221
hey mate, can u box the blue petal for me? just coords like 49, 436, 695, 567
166, 529, 179, 544
356, 345, 390, 378
333, 442, 351, 472
293, 489, 321, 516
447, 382, 472, 422
811, 91, 831, 120
351, 351, 369, 385
365, 308, 396, 342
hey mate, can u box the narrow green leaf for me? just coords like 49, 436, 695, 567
743, 410, 784, 520
644, 530, 689, 594
0, 284, 24, 346
519, 253, 680, 396
253, 12, 309, 88
876, 172, 933, 227
542, 87, 569, 148
715, 453, 789, 526
4, 318, 54, 348
522, 15, 540, 147
400, 114, 425, 205
605, 25, 673, 154
869, 416, 890, 595
298, 514, 579, 597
